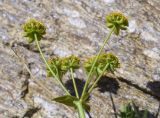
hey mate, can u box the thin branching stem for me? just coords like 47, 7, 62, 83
34, 34, 70, 95
70, 68, 79, 98
88, 63, 109, 94
81, 28, 115, 100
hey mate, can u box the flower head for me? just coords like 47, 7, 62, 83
84, 53, 120, 76
47, 57, 65, 79
105, 53, 120, 73
23, 19, 46, 43
61, 55, 80, 71
47, 55, 80, 79
106, 12, 129, 35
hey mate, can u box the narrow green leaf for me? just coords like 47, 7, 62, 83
53, 95, 78, 108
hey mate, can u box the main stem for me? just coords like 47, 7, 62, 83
34, 34, 70, 95
81, 28, 115, 100
74, 100, 85, 118
70, 68, 79, 98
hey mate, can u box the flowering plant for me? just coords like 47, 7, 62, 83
22, 12, 128, 118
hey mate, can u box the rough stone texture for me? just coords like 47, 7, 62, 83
0, 0, 160, 118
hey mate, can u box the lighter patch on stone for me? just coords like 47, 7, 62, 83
34, 96, 62, 117
103, 0, 115, 4
68, 18, 86, 28
141, 31, 158, 42
128, 20, 137, 33
153, 74, 160, 81
141, 23, 158, 42
143, 49, 160, 60
153, 68, 160, 81
63, 8, 80, 17
54, 48, 72, 57
33, 13, 41, 17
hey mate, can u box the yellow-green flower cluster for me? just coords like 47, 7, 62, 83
84, 53, 120, 76
47, 55, 80, 79
47, 57, 65, 79
61, 55, 80, 71
106, 12, 129, 35
23, 19, 46, 43
105, 53, 120, 73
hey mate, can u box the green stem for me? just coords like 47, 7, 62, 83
70, 68, 79, 98
53, 64, 59, 78
81, 28, 115, 100
34, 34, 70, 95
88, 63, 109, 94
74, 100, 85, 118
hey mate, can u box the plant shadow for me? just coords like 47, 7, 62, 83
65, 78, 93, 118
97, 76, 120, 94
65, 78, 85, 97
97, 76, 120, 118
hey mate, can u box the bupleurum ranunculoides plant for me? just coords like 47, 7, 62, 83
22, 12, 128, 118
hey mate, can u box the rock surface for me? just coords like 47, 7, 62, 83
0, 0, 160, 118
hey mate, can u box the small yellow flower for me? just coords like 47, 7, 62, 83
23, 19, 46, 43
106, 12, 129, 35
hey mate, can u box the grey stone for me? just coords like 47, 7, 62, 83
0, 0, 160, 118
